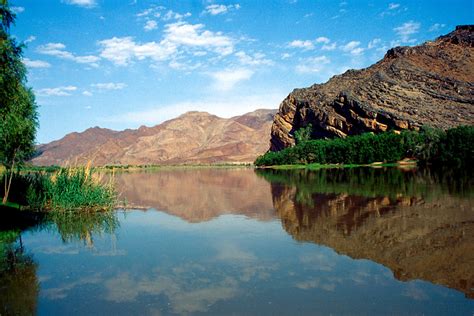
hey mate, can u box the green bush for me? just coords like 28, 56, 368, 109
255, 126, 474, 167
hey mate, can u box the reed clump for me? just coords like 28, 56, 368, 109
2, 163, 116, 212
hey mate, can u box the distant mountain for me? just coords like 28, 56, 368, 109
31, 109, 276, 166
271, 25, 474, 151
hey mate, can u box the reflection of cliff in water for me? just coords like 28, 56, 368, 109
258, 167, 474, 298
114, 168, 275, 222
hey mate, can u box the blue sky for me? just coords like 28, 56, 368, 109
11, 0, 473, 143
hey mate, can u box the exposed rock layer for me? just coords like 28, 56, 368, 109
32, 109, 276, 166
270, 25, 474, 151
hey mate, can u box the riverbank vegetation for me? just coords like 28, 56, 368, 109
255, 126, 473, 168
1, 166, 116, 211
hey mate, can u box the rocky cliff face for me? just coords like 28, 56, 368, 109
31, 109, 276, 166
270, 25, 474, 151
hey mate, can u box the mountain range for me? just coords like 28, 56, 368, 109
32, 26, 473, 165
31, 109, 276, 166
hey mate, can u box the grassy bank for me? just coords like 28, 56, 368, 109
255, 126, 474, 168
1, 166, 116, 212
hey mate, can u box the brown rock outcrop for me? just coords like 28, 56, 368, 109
270, 25, 474, 151
31, 109, 276, 166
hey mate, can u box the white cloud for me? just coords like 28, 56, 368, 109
388, 3, 400, 10
100, 21, 235, 66
136, 8, 154, 17
393, 21, 420, 43
11, 6, 24, 14
321, 42, 337, 51
162, 10, 191, 21
165, 22, 233, 55
23, 58, 51, 68
341, 41, 364, 55
144, 20, 158, 31
295, 56, 330, 73
98, 37, 175, 66
315, 37, 330, 44
288, 40, 314, 50
63, 0, 97, 8
429, 23, 446, 32
209, 68, 254, 91
341, 41, 360, 51
36, 86, 77, 97
25, 36, 36, 44
368, 38, 381, 49
350, 47, 364, 55
91, 82, 127, 90
102, 93, 284, 125
281, 53, 291, 59
288, 37, 332, 50
37, 42, 100, 66
235, 51, 272, 66
83, 91, 93, 96
205, 4, 240, 16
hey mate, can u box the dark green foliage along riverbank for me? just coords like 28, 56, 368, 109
255, 126, 474, 168
1, 166, 116, 211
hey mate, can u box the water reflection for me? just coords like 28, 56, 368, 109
46, 210, 119, 247
0, 230, 39, 315
256, 167, 474, 298
0, 167, 473, 315
0, 209, 119, 314
114, 168, 274, 222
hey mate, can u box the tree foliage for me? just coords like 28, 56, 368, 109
255, 126, 473, 168
0, 0, 38, 203
294, 123, 313, 144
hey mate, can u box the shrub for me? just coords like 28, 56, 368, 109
254, 126, 474, 167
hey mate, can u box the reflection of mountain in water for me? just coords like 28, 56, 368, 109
114, 168, 275, 222
258, 168, 474, 298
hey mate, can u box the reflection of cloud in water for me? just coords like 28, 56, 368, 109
92, 249, 127, 257
214, 242, 256, 262
299, 252, 336, 271
42, 273, 102, 300
105, 272, 239, 314
295, 278, 336, 292
36, 245, 80, 255
240, 265, 278, 282
403, 283, 429, 301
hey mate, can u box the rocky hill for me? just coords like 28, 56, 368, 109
270, 25, 474, 151
31, 109, 276, 166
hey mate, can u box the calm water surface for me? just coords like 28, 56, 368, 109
1, 167, 473, 315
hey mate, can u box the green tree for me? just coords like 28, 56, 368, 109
0, 0, 38, 204
294, 123, 313, 144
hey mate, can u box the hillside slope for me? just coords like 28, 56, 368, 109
270, 25, 474, 151
32, 109, 276, 166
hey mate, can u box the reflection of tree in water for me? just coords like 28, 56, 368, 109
0, 230, 39, 316
0, 209, 119, 314
258, 167, 474, 298
47, 210, 119, 247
